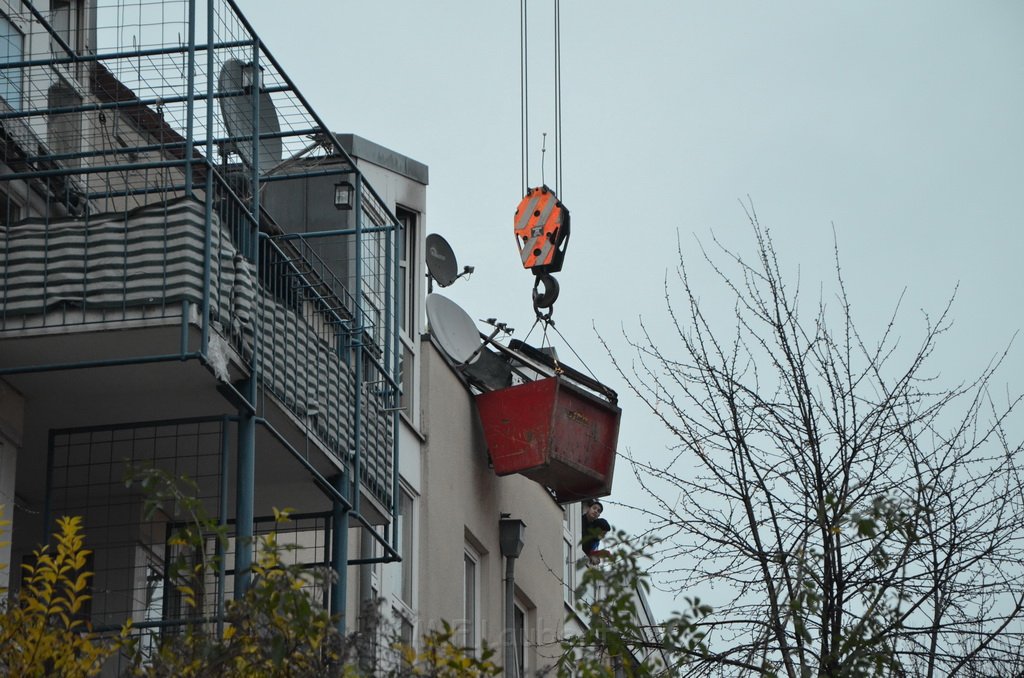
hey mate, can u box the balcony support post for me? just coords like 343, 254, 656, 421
234, 407, 256, 597
331, 472, 350, 633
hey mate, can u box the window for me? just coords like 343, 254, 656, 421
399, 615, 414, 647
463, 547, 480, 652
562, 505, 576, 605
399, 343, 414, 416
513, 601, 527, 676
390, 489, 417, 659
0, 187, 21, 227
0, 14, 24, 110
398, 488, 414, 606
50, 0, 83, 55
563, 537, 574, 604
395, 206, 418, 336
136, 547, 165, 661
396, 206, 419, 416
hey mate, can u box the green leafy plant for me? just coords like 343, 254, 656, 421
391, 620, 501, 678
558, 531, 709, 678
1, 479, 511, 677
123, 468, 346, 677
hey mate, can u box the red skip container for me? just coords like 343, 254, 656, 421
475, 376, 620, 503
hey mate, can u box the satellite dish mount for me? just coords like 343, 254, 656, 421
218, 57, 283, 176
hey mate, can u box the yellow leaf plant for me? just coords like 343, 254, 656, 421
0, 511, 129, 677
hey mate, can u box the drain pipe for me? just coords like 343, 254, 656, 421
499, 517, 526, 678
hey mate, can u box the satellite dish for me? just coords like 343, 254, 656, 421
425, 233, 459, 287
218, 58, 282, 174
426, 293, 482, 364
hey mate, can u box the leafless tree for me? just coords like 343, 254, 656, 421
608, 207, 1024, 676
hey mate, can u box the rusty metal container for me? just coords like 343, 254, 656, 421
475, 376, 620, 503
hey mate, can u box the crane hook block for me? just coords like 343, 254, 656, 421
514, 185, 570, 274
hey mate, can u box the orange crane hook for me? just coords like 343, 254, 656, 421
514, 185, 570, 313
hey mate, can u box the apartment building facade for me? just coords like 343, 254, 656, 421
0, 0, 404, 652
0, 1, 641, 675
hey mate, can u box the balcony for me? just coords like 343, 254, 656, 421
0, 0, 401, 637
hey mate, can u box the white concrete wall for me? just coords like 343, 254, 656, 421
416, 340, 570, 673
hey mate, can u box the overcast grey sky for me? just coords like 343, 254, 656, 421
240, 1, 1024, 617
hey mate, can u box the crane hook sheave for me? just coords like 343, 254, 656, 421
514, 185, 570, 314
513, 185, 570, 275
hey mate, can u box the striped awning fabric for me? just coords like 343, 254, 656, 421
0, 197, 248, 325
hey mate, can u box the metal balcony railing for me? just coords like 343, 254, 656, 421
1, 0, 400, 544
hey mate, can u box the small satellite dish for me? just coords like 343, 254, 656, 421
218, 58, 282, 174
426, 293, 482, 364
425, 233, 459, 287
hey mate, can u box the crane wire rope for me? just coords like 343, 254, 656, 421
521, 0, 564, 197
520, 0, 529, 196
521, 0, 590, 378
554, 0, 563, 197
521, 312, 602, 385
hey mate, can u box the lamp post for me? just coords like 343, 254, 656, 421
500, 517, 526, 678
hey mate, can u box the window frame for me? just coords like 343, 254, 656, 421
395, 205, 419, 338
513, 598, 529, 676
135, 543, 166, 661
397, 486, 415, 607
562, 505, 577, 606
0, 184, 22, 227
462, 544, 481, 653
50, 0, 84, 56
0, 11, 25, 110
395, 205, 420, 422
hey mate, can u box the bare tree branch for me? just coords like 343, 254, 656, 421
606, 208, 1024, 676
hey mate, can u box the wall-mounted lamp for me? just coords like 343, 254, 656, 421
334, 180, 355, 210
499, 517, 526, 559
241, 61, 262, 92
